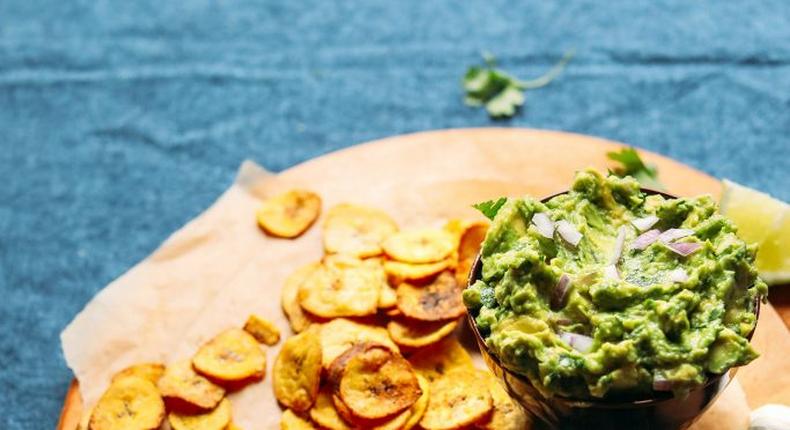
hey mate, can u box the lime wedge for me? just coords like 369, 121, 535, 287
720, 180, 790, 285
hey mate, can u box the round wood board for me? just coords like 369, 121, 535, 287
57, 128, 789, 429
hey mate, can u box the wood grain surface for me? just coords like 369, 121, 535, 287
57, 128, 788, 429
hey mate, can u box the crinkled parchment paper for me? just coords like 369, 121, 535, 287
62, 132, 782, 429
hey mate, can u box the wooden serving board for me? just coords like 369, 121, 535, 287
57, 128, 789, 429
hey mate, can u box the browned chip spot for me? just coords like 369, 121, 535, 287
90, 376, 165, 430
455, 221, 488, 286
157, 360, 225, 410
336, 343, 422, 420
257, 189, 321, 238
319, 319, 399, 369
396, 271, 465, 321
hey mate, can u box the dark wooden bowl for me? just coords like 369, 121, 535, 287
465, 189, 761, 430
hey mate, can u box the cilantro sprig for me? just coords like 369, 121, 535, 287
607, 147, 665, 190
472, 197, 507, 220
463, 50, 574, 118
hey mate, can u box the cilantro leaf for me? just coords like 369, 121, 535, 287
606, 147, 665, 190
473, 197, 507, 220
462, 49, 574, 119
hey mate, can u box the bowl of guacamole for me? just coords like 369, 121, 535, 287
463, 169, 766, 429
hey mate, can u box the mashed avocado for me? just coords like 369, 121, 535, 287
464, 169, 766, 400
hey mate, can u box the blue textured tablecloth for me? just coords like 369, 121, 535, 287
1, 1, 789, 427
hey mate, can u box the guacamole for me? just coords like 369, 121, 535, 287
464, 169, 767, 400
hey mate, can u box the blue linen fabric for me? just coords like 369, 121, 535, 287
0, 0, 788, 427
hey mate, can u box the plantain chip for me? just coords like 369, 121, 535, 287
226, 423, 243, 430
387, 318, 459, 349
256, 189, 321, 238
168, 397, 232, 430
157, 360, 225, 410
383, 259, 450, 284
333, 394, 411, 430
78, 406, 92, 430
385, 307, 402, 317
89, 376, 165, 430
396, 271, 465, 321
476, 372, 530, 430
337, 343, 422, 420
192, 328, 266, 383
403, 374, 430, 430
419, 369, 493, 430
323, 204, 398, 258
408, 337, 475, 382
298, 257, 380, 318
319, 318, 399, 369
309, 386, 353, 430
455, 221, 488, 286
273, 326, 322, 412
243, 314, 281, 346
111, 362, 165, 385
282, 262, 322, 333
382, 229, 456, 264
280, 409, 316, 430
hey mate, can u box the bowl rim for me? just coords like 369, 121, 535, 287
465, 187, 762, 407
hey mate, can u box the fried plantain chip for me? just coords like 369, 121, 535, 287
385, 307, 402, 317
403, 374, 430, 430
476, 372, 530, 430
111, 362, 165, 385
396, 271, 465, 321
169, 398, 232, 430
298, 257, 380, 318
273, 326, 322, 412
192, 328, 266, 383
455, 221, 488, 286
280, 409, 316, 430
337, 344, 422, 420
407, 337, 475, 382
309, 386, 353, 430
89, 376, 165, 430
323, 204, 398, 258
387, 318, 459, 349
243, 314, 281, 346
333, 394, 411, 430
282, 262, 322, 333
226, 423, 243, 430
383, 259, 450, 284
419, 369, 493, 430
256, 189, 321, 238
78, 406, 93, 430
157, 360, 226, 410
382, 229, 456, 264
319, 318, 399, 369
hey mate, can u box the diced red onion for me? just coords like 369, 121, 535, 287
551, 274, 571, 309
667, 268, 689, 283
658, 228, 694, 244
531, 212, 555, 239
556, 220, 582, 246
666, 242, 702, 257
602, 264, 620, 280
652, 376, 673, 391
559, 332, 594, 353
631, 229, 661, 250
609, 226, 627, 264
631, 215, 659, 232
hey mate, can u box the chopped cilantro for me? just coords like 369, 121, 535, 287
607, 147, 665, 190
463, 49, 574, 118
473, 197, 507, 220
